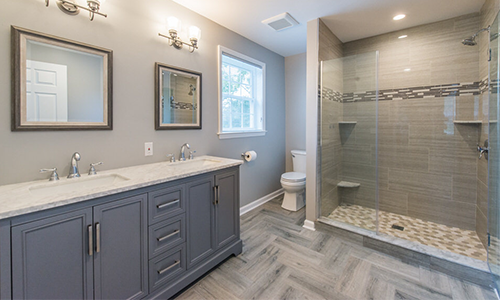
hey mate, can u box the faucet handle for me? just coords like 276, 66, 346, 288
88, 162, 103, 176
189, 151, 196, 160
166, 154, 176, 163
40, 168, 59, 181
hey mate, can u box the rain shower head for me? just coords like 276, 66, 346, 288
462, 26, 491, 46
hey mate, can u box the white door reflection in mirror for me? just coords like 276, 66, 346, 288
26, 60, 68, 122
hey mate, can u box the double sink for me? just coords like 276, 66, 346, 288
28, 158, 223, 197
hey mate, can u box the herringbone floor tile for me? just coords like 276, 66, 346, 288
176, 196, 497, 300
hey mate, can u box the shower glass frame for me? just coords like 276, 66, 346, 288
318, 51, 380, 233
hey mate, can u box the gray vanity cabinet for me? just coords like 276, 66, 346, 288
186, 176, 216, 268
186, 169, 239, 269
215, 171, 239, 249
11, 208, 94, 299
3, 166, 241, 300
11, 194, 148, 300
93, 194, 148, 300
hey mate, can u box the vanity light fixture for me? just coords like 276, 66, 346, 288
393, 14, 406, 21
158, 17, 201, 53
45, 0, 107, 21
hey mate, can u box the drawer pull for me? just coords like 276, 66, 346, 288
157, 230, 180, 242
157, 199, 179, 210
158, 260, 180, 275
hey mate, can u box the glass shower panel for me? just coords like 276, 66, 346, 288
488, 12, 500, 288
319, 52, 379, 232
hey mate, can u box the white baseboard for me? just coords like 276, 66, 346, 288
303, 219, 316, 231
240, 188, 284, 216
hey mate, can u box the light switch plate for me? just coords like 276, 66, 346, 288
145, 142, 153, 156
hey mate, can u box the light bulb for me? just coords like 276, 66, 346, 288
189, 26, 201, 41
393, 14, 406, 21
167, 17, 181, 32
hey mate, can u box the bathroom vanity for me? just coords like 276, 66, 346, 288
0, 156, 242, 299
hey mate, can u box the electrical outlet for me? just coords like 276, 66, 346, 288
145, 142, 153, 156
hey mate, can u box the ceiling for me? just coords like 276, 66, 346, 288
172, 0, 485, 57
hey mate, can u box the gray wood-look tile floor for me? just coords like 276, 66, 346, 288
176, 196, 497, 300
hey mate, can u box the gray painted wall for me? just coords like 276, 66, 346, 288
0, 0, 286, 207
285, 53, 306, 172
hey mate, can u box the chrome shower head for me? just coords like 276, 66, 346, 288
462, 37, 477, 46
462, 26, 491, 46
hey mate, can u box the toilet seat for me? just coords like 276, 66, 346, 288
281, 172, 306, 183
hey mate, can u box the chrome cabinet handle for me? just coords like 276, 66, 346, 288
217, 186, 220, 205
157, 199, 179, 209
96, 223, 101, 253
88, 225, 93, 256
157, 230, 179, 242
158, 260, 180, 275
213, 186, 218, 205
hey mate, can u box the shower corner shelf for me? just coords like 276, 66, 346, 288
453, 120, 482, 125
337, 181, 361, 188
338, 121, 357, 125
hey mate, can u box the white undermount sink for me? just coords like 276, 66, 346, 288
170, 158, 222, 168
29, 174, 130, 197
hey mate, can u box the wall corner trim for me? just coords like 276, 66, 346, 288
303, 219, 316, 231
240, 188, 284, 216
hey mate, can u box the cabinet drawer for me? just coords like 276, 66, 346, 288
149, 185, 185, 224
149, 215, 185, 258
149, 244, 186, 292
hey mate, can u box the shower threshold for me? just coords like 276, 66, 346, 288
317, 215, 494, 288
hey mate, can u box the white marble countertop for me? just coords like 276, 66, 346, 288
0, 156, 243, 221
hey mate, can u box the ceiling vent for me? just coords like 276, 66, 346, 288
262, 12, 299, 32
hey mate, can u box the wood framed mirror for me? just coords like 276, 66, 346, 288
12, 26, 113, 131
155, 63, 202, 130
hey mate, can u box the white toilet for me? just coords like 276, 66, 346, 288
281, 150, 306, 211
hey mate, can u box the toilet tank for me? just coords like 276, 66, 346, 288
291, 150, 306, 174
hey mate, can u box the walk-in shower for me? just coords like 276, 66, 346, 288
317, 11, 500, 287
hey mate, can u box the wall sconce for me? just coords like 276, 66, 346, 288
158, 17, 201, 53
45, 0, 107, 21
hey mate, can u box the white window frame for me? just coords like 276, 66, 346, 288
217, 45, 266, 139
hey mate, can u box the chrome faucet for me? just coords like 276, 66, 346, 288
68, 152, 81, 178
179, 143, 190, 161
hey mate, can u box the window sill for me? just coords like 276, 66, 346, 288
217, 131, 267, 139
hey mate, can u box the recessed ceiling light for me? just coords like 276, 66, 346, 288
404, 68, 411, 72
393, 14, 406, 21
398, 35, 408, 39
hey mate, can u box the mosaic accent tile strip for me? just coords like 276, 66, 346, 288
327, 204, 487, 261
320, 79, 499, 104
344, 82, 482, 102
170, 100, 197, 110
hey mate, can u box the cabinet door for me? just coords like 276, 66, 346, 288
186, 176, 216, 268
12, 208, 93, 299
93, 194, 148, 300
215, 170, 239, 249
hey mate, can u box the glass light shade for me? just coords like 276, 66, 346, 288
189, 26, 201, 41
167, 17, 181, 32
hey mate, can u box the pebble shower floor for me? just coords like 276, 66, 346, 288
328, 204, 487, 261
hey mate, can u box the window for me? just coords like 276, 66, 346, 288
218, 46, 266, 139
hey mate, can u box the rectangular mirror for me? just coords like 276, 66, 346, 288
155, 63, 201, 130
12, 26, 112, 131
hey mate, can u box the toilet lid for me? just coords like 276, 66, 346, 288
281, 172, 306, 183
